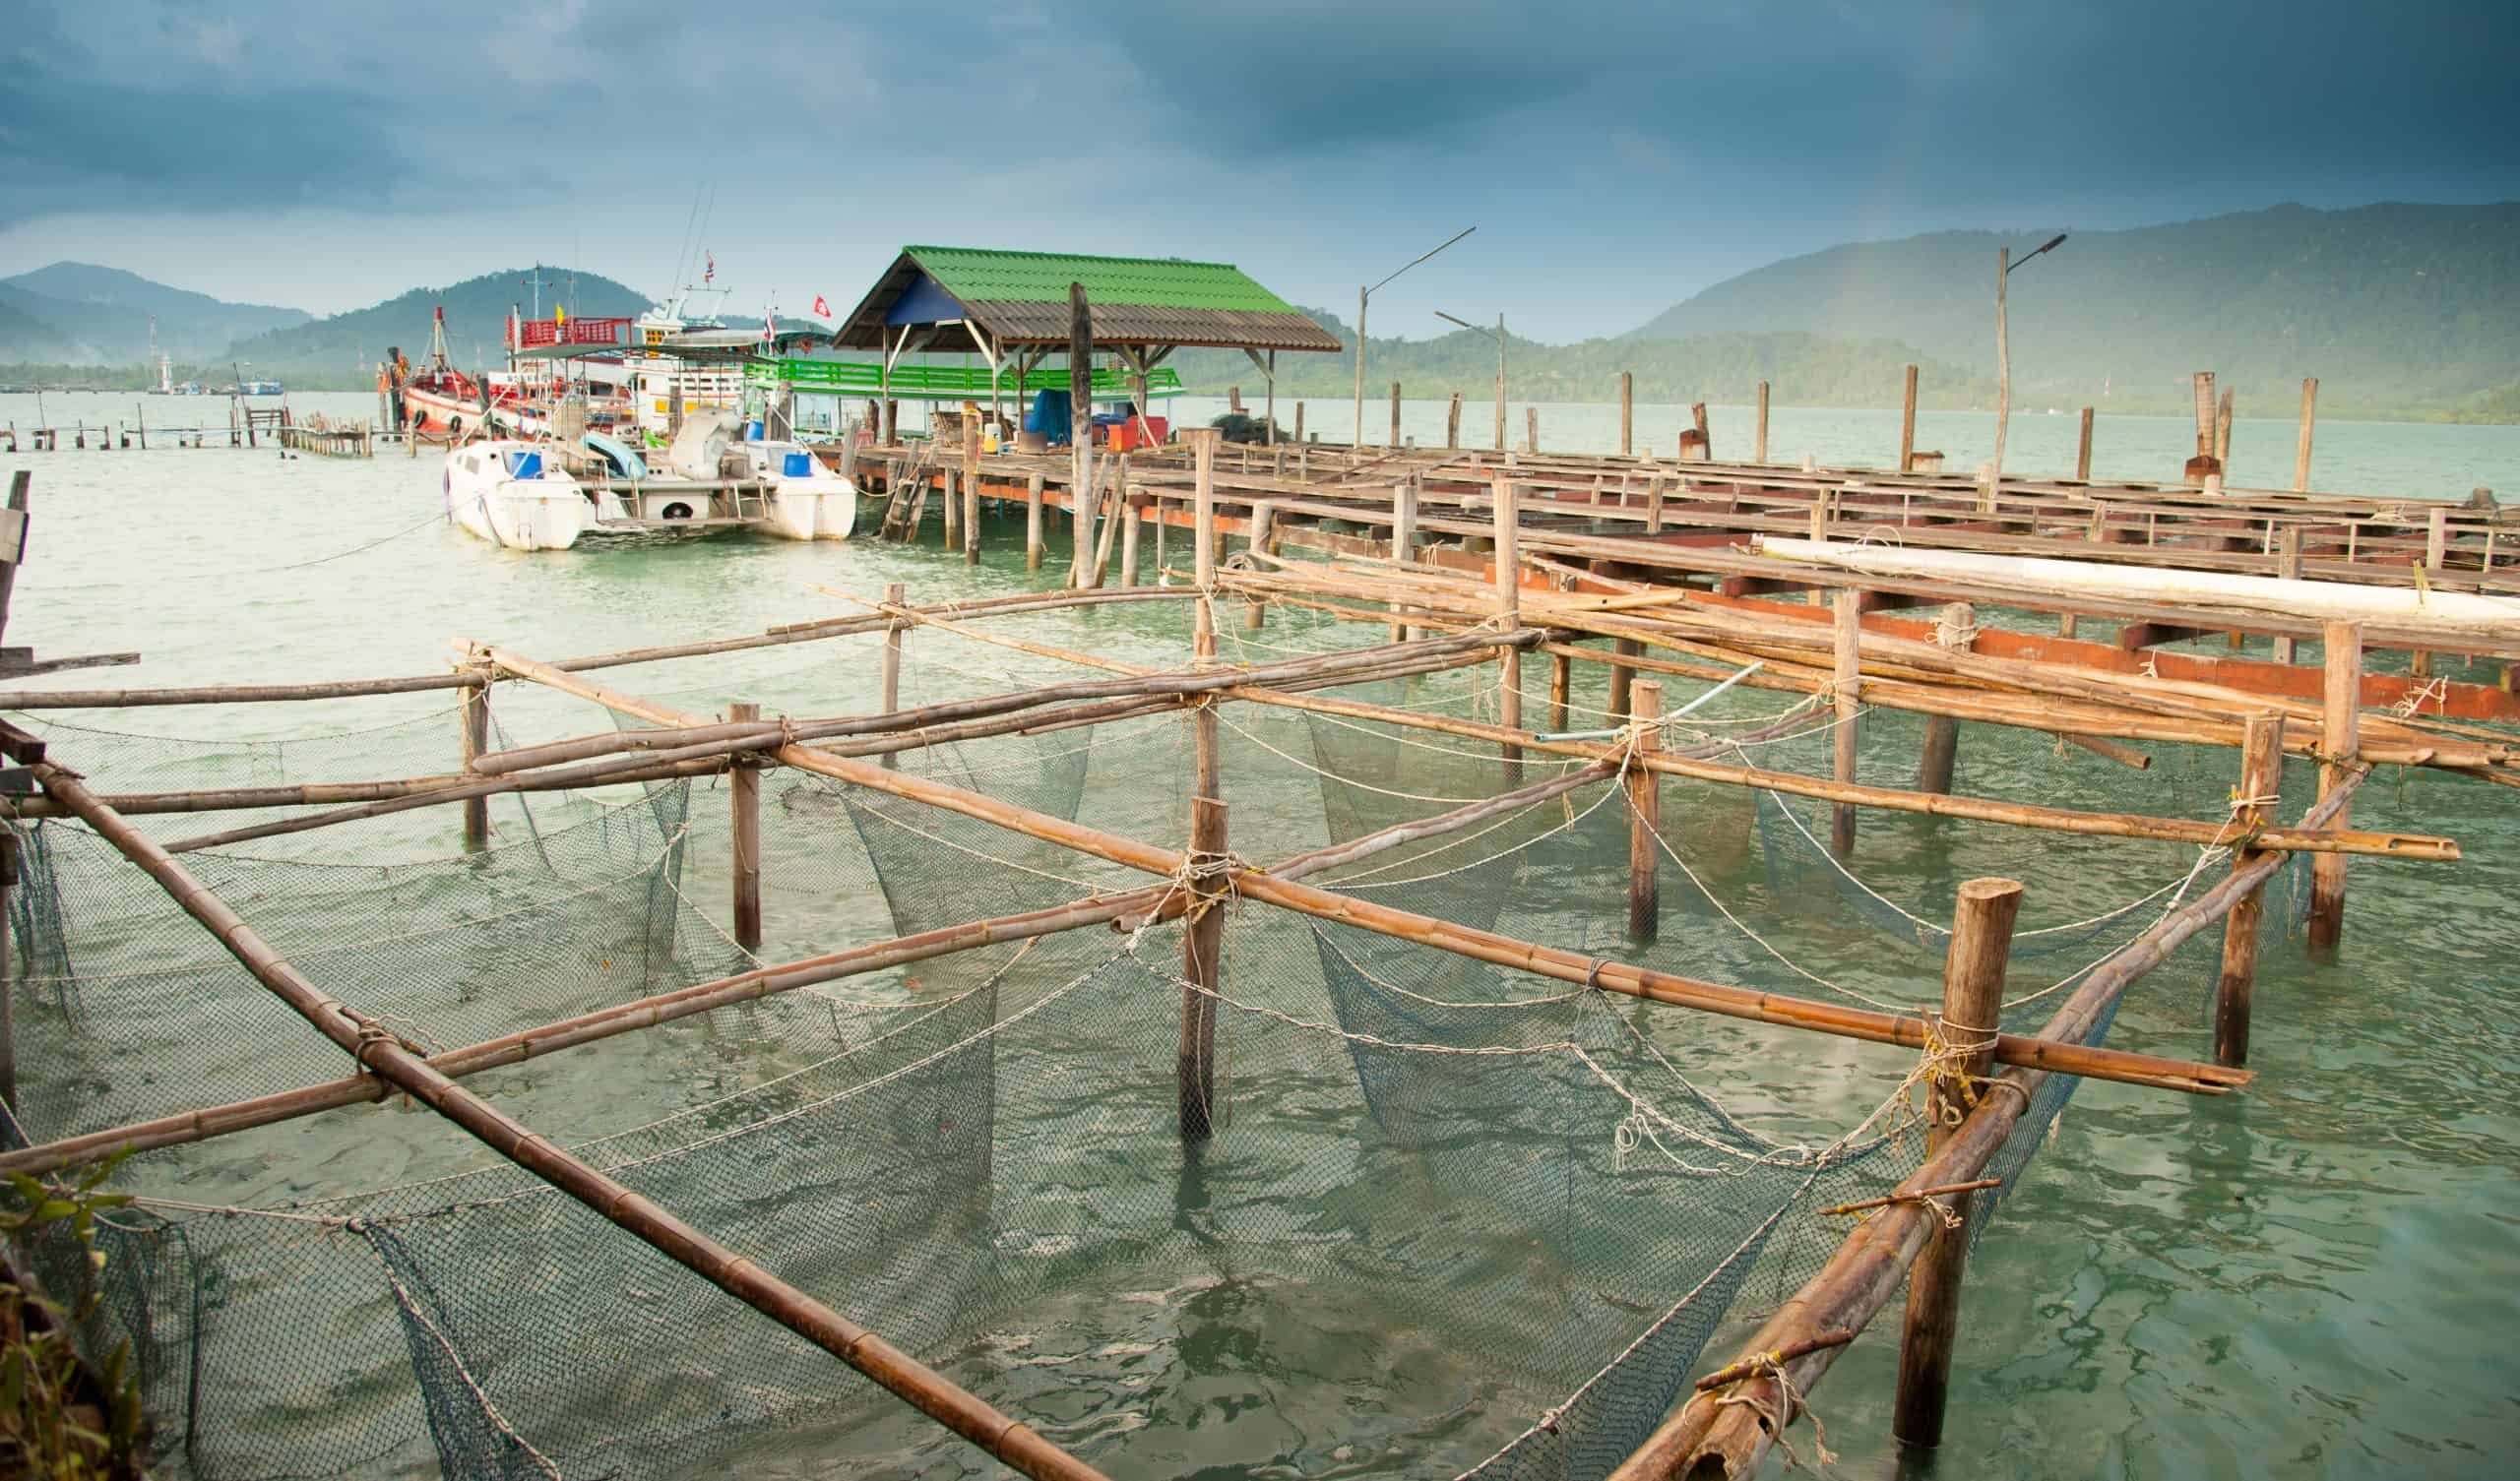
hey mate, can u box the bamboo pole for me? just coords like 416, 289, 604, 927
2215, 711, 2287, 1067
6, 761, 1620, 1180
1069, 283, 1096, 588
1890, 876, 2020, 1447
1626, 679, 1662, 942
1190, 429, 1220, 665
1619, 372, 1633, 456
730, 701, 763, 952
476, 645, 2248, 1096
458, 669, 490, 849
30, 761, 1113, 1481
1606, 777, 2362, 1481
1754, 381, 1770, 464
1831, 590, 1861, 855
2308, 622, 2361, 952
1179, 796, 1226, 1141
1493, 475, 1523, 776
2295, 378, 2318, 493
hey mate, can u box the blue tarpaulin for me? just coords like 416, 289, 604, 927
1026, 389, 1073, 445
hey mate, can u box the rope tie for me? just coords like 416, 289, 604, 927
2391, 675, 2448, 718
1703, 1352, 1838, 1470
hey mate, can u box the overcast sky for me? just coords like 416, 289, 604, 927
4, 0, 2514, 339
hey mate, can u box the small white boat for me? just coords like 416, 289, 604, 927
660, 411, 856, 541
444, 441, 607, 551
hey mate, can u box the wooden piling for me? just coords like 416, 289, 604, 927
1068, 282, 1096, 588
2308, 624, 2361, 952
459, 672, 490, 849
1244, 502, 1275, 630
2215, 387, 2236, 466
1446, 392, 1463, 449
2417, 507, 2448, 675
1919, 602, 1973, 793
0, 832, 15, 1120
1547, 650, 1573, 732
879, 581, 907, 770
1190, 429, 1220, 665
2272, 530, 2303, 663
2214, 712, 2287, 1067
1899, 364, 1919, 471
1390, 381, 1402, 448
1889, 875, 2022, 1449
1627, 679, 1663, 942
1619, 372, 1634, 456
2295, 378, 2318, 492
1754, 381, 1770, 463
1026, 472, 1045, 570
1119, 498, 1143, 586
961, 415, 980, 566
730, 701, 763, 952
2076, 406, 2095, 482
1526, 405, 1539, 455
1608, 637, 1642, 720
1179, 794, 1227, 1142
1492, 476, 1523, 774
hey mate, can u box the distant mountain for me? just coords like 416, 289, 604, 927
0, 262, 309, 362
1173, 309, 1994, 413
0, 296, 73, 358
1623, 203, 2520, 416
224, 267, 654, 382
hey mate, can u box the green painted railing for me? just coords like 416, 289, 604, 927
745, 358, 1184, 400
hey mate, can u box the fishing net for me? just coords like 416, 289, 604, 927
2, 621, 2336, 1481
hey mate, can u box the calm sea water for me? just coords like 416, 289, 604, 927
3, 390, 2515, 1479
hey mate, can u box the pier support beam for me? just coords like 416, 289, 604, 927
879, 582, 907, 771
1919, 601, 1973, 794
2076, 406, 2096, 482
730, 701, 762, 952
1608, 637, 1642, 721
1619, 372, 1633, 457
1899, 363, 1919, 471
2308, 623, 2361, 953
1119, 498, 1143, 587
1446, 393, 1462, 449
1754, 380, 1770, 463
1492, 476, 1523, 778
1025, 472, 1045, 571
1547, 650, 1573, 733
1388, 480, 1419, 643
2295, 378, 2319, 492
1626, 679, 1662, 943
1244, 501, 1275, 630
1068, 282, 1095, 589
961, 417, 980, 567
1830, 590, 1861, 856
458, 670, 490, 850
1890, 875, 2021, 1449
2215, 712, 2287, 1067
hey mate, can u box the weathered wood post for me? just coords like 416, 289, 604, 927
2415, 507, 2449, 677
2272, 529, 2304, 663
1547, 650, 1573, 732
1389, 381, 1402, 447
1890, 875, 2023, 1448
961, 413, 981, 566
729, 701, 763, 951
878, 581, 907, 770
1492, 475, 1523, 776
2294, 378, 2318, 492
1919, 601, 1973, 793
1190, 428, 1221, 672
1446, 392, 1463, 449
1626, 678, 1663, 942
1899, 363, 1919, 471
1118, 495, 1143, 587
1179, 793, 1227, 1142
1068, 282, 1096, 588
2214, 387, 2236, 467
1690, 401, 1711, 463
1388, 479, 1420, 642
459, 669, 491, 850
1754, 380, 1771, 463
2308, 624, 2361, 953
1608, 638, 1642, 721
2185, 371, 2220, 485
1525, 406, 1538, 455
2215, 711, 2287, 1066
1830, 589, 1861, 856
2076, 406, 2096, 482
1025, 471, 1045, 570
1243, 501, 1275, 630
1619, 372, 1634, 457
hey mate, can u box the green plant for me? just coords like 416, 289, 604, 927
1, 1151, 145, 1479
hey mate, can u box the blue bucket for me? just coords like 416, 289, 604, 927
783, 451, 813, 477
744, 419, 765, 441
506, 450, 543, 479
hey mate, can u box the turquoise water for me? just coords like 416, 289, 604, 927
2, 391, 2516, 1479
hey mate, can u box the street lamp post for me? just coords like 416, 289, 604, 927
1354, 227, 1476, 448
1435, 310, 1508, 452
1989, 233, 2067, 496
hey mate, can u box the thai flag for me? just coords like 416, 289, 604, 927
704, 253, 716, 284
763, 308, 776, 342
813, 294, 831, 320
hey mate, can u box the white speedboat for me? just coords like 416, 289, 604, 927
444, 441, 608, 551
660, 411, 856, 541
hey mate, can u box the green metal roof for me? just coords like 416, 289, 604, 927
900, 246, 1303, 315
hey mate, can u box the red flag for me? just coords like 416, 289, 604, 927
813, 294, 831, 319
763, 308, 775, 341
704, 253, 715, 284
